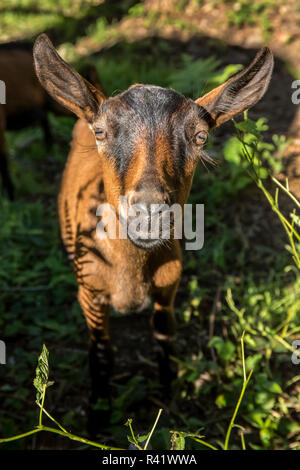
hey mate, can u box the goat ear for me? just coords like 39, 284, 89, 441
33, 34, 105, 121
195, 47, 273, 128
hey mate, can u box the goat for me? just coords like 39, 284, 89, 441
0, 41, 104, 199
33, 33, 273, 434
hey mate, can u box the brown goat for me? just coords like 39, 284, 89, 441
0, 42, 104, 199
33, 34, 273, 434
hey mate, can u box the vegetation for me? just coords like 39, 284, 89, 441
0, 0, 299, 451
0, 336, 253, 450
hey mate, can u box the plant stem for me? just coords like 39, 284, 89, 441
271, 177, 300, 209
36, 402, 67, 433
193, 438, 218, 450
0, 425, 124, 450
144, 408, 163, 450
38, 385, 46, 427
240, 431, 246, 450
0, 429, 41, 443
127, 419, 143, 450
241, 330, 246, 382
39, 426, 124, 450
224, 368, 253, 450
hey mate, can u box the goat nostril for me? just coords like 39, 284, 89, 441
126, 190, 170, 212
134, 202, 149, 214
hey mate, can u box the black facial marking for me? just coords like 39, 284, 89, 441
195, 105, 215, 128
96, 86, 209, 181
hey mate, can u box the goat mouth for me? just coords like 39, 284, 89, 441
127, 233, 168, 250
119, 211, 174, 250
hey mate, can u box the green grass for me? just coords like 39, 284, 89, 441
224, 0, 282, 39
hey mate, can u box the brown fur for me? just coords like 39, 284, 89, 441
59, 118, 181, 316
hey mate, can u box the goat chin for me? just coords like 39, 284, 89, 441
127, 233, 171, 251
111, 293, 151, 314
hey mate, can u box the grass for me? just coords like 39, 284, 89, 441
226, 0, 280, 29
0, 0, 300, 451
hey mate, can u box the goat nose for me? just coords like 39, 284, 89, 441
130, 201, 148, 216
128, 190, 169, 209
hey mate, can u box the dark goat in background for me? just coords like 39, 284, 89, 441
0, 41, 104, 199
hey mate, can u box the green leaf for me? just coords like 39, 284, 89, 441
245, 354, 262, 371
257, 167, 268, 179
256, 118, 269, 132
138, 434, 149, 442
208, 336, 223, 347
263, 381, 282, 394
33, 344, 53, 403
209, 337, 236, 363
223, 137, 243, 164
216, 394, 227, 408
235, 119, 261, 138
254, 392, 275, 410
249, 411, 265, 428
171, 432, 185, 450
260, 427, 272, 447
291, 213, 300, 227
256, 374, 283, 394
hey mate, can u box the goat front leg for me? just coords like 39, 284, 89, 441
78, 285, 113, 436
151, 283, 179, 394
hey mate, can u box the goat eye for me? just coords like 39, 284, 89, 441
95, 129, 107, 140
194, 131, 207, 146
